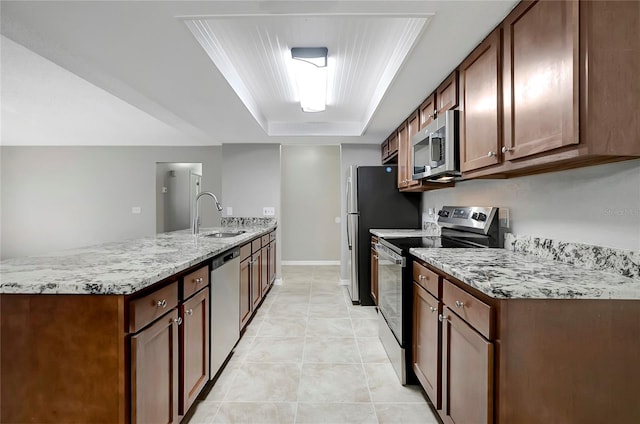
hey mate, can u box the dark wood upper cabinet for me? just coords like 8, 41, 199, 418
502, 0, 579, 160
396, 123, 410, 188
459, 28, 502, 173
419, 93, 436, 131
436, 71, 459, 115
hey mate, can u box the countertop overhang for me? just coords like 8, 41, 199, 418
0, 225, 276, 295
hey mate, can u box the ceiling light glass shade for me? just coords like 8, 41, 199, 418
291, 47, 328, 113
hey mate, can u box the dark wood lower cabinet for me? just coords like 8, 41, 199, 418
268, 238, 277, 285
441, 307, 493, 424
412, 283, 441, 408
251, 249, 262, 308
131, 309, 179, 424
261, 244, 269, 296
239, 255, 252, 330
180, 287, 209, 415
370, 247, 378, 305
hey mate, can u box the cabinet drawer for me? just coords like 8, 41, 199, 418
269, 231, 276, 242
251, 239, 261, 253
261, 234, 270, 246
413, 262, 440, 298
129, 281, 179, 333
240, 243, 251, 260
182, 265, 209, 300
443, 279, 493, 339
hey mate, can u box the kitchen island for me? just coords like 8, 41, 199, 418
409, 245, 640, 424
0, 224, 276, 424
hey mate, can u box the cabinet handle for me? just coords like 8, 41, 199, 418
174, 317, 183, 326
429, 306, 437, 313
418, 275, 426, 281
501, 146, 514, 154
194, 277, 204, 284
156, 299, 167, 308
487, 151, 497, 158
439, 314, 448, 322
455, 300, 465, 308
186, 309, 193, 316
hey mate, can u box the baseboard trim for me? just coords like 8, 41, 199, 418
281, 261, 340, 266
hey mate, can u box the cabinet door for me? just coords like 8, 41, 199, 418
239, 257, 252, 330
406, 110, 422, 189
436, 71, 459, 115
381, 138, 389, 162
441, 307, 493, 424
419, 94, 436, 130
251, 250, 262, 308
396, 123, 410, 188
268, 240, 277, 285
180, 288, 209, 415
459, 29, 502, 172
502, 0, 579, 160
131, 310, 179, 424
413, 283, 441, 409
370, 248, 378, 305
261, 245, 269, 296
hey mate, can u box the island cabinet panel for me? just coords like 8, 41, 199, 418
180, 287, 209, 415
459, 28, 502, 173
0, 294, 127, 424
268, 233, 277, 285
251, 248, 263, 308
261, 243, 269, 297
131, 309, 179, 424
502, 0, 579, 160
441, 306, 494, 424
239, 254, 252, 330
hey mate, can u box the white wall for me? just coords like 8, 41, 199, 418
339, 144, 382, 280
421, 159, 640, 250
221, 144, 282, 275
281, 145, 342, 263
1, 146, 222, 259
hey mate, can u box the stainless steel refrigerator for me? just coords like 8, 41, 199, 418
346, 165, 421, 305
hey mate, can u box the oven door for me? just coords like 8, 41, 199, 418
374, 243, 405, 345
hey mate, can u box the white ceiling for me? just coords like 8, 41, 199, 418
0, 1, 518, 146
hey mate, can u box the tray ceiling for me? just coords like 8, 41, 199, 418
184, 14, 431, 136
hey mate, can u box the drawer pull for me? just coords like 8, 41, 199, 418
174, 317, 183, 326
186, 309, 193, 316
429, 306, 437, 313
156, 299, 168, 308
194, 277, 204, 284
439, 314, 448, 322
419, 275, 426, 281
455, 300, 465, 308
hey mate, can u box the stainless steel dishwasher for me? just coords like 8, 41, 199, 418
210, 248, 240, 380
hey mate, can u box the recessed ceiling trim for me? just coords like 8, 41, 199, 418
268, 121, 362, 137
184, 19, 268, 131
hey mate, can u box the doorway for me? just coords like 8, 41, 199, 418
156, 163, 202, 233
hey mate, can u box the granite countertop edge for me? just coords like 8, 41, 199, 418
410, 247, 640, 300
0, 225, 276, 296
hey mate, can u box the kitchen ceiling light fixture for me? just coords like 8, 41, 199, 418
291, 47, 328, 113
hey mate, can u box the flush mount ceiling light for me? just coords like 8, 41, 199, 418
291, 47, 328, 113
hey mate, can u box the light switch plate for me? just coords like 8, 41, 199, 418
263, 207, 275, 216
131, 206, 141, 214
226, 207, 233, 216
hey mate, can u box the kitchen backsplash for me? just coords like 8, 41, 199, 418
505, 233, 640, 279
221, 217, 277, 228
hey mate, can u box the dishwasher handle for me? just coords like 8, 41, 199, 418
374, 243, 406, 267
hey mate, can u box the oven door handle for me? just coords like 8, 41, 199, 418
374, 244, 406, 267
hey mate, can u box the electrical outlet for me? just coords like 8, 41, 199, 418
263, 207, 275, 217
226, 207, 233, 216
131, 206, 142, 214
499, 208, 510, 229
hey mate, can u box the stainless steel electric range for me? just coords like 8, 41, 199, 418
374, 206, 502, 384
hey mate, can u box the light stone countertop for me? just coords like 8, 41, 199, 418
410, 247, 640, 300
0, 225, 275, 295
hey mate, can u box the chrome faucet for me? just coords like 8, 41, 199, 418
192, 191, 223, 235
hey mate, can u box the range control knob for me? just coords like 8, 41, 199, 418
438, 210, 449, 218
477, 212, 487, 222
471, 212, 479, 220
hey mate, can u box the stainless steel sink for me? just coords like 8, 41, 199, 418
204, 230, 246, 238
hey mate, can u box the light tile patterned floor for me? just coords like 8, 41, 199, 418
185, 265, 439, 424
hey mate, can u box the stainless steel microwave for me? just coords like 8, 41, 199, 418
411, 110, 460, 182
